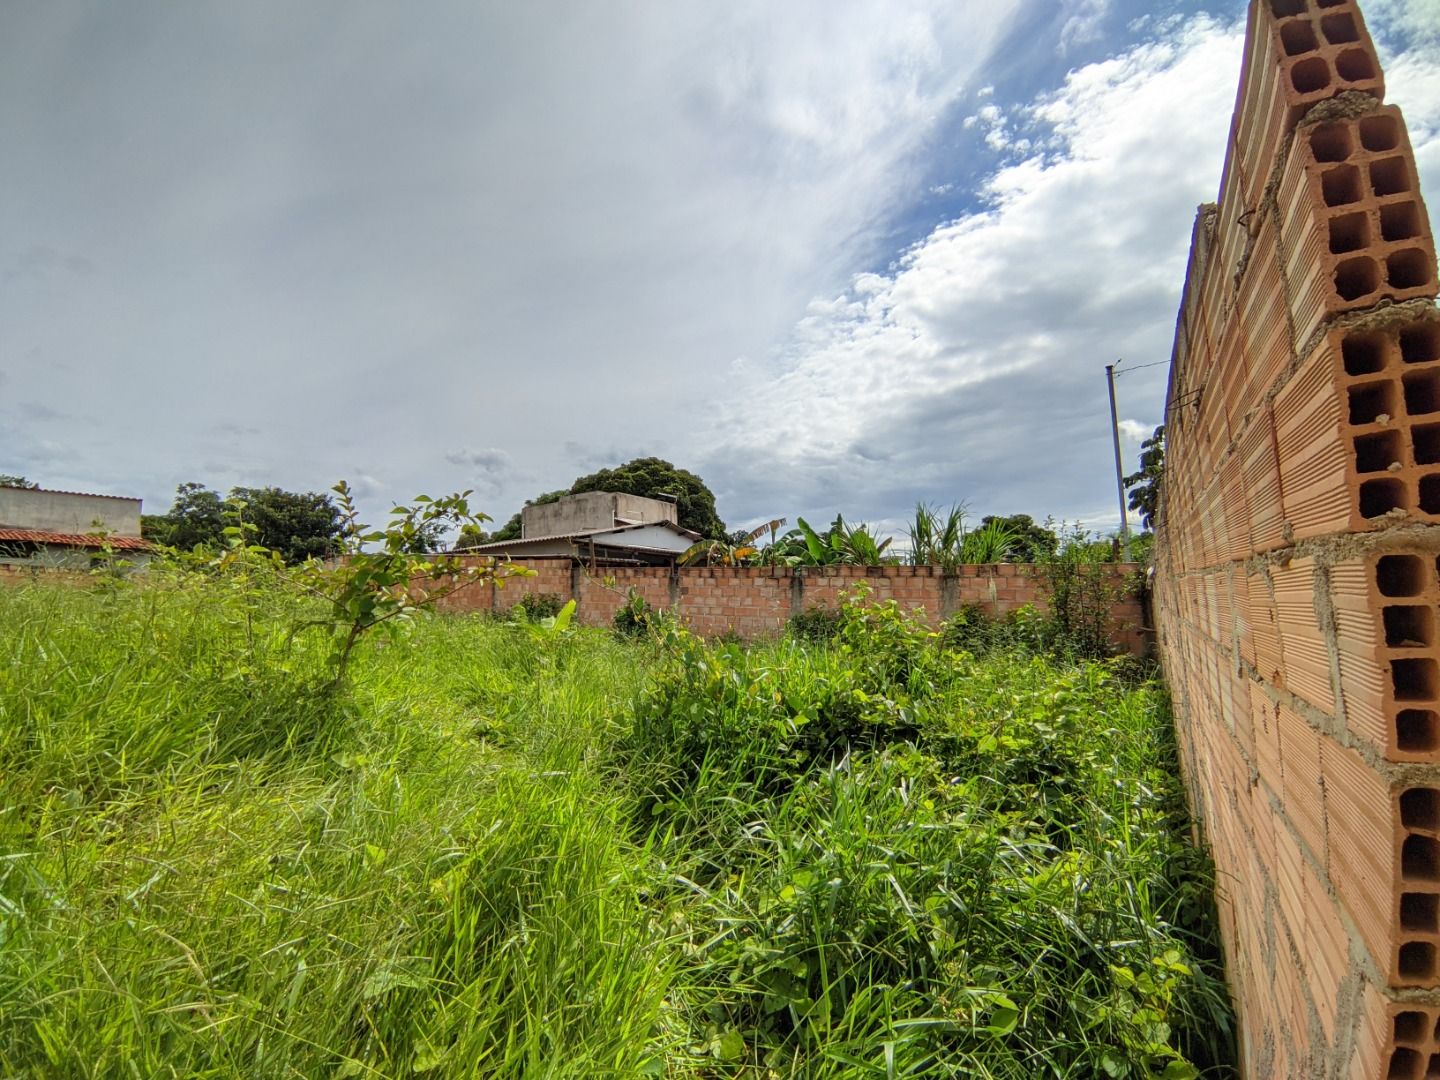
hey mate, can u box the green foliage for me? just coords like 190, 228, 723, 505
1033, 524, 1139, 660
453, 523, 491, 549
769, 515, 894, 566
1130, 530, 1157, 566
960, 516, 1021, 563
787, 603, 843, 643
907, 506, 1059, 568
0, 474, 38, 489
906, 502, 968, 568
229, 486, 344, 563
1124, 425, 1166, 530
0, 578, 1230, 1079
908, 503, 1021, 567
513, 591, 568, 621
980, 513, 1058, 562
939, 602, 1018, 654
613, 588, 659, 637
293, 482, 525, 687
680, 518, 786, 566
144, 482, 345, 563
620, 590, 1233, 1076
145, 481, 225, 549
0, 588, 667, 1078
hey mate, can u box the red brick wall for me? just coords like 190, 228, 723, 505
428, 558, 1147, 653
1154, 3, 1440, 1076
0, 558, 1144, 653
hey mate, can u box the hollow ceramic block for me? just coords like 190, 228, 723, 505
1278, 107, 1437, 348
1234, 0, 1385, 216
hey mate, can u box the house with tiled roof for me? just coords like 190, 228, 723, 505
0, 485, 152, 568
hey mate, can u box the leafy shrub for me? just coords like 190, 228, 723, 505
612, 588, 658, 637
938, 602, 1001, 652
834, 581, 939, 690
939, 602, 1053, 656
512, 591, 567, 621
786, 604, 842, 642
1032, 524, 1140, 660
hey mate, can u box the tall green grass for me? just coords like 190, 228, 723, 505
0, 575, 1233, 1078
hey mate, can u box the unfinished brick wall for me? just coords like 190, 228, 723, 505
1154, 2, 1440, 1076
428, 559, 1147, 652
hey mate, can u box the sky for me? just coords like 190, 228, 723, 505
3, 0, 1438, 540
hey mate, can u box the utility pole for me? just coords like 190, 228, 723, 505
1106, 363, 1131, 560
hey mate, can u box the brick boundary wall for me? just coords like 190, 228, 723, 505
1154, 2, 1440, 1076
0, 564, 90, 587
421, 559, 1149, 654
0, 560, 1147, 653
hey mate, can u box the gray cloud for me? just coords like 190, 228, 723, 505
2, 245, 95, 283
443, 447, 523, 497
0, 0, 1019, 522
17, 401, 67, 422
445, 448, 512, 473
3, 3, 1434, 536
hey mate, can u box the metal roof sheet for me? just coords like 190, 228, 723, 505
461, 520, 701, 552
8, 487, 142, 502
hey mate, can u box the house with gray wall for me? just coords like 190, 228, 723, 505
0, 486, 151, 567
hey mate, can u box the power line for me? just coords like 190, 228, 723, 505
1113, 359, 1170, 377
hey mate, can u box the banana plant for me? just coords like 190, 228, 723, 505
679, 518, 788, 566
774, 516, 893, 566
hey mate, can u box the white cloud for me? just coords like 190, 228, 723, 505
702, 15, 1245, 528
1060, 0, 1111, 53
1366, 0, 1440, 46
1117, 419, 1153, 443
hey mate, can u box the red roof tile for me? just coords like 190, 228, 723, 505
0, 528, 152, 551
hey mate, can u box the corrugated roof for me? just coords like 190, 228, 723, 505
7, 487, 142, 502
0, 528, 151, 551
462, 521, 701, 552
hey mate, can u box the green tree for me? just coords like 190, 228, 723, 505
0, 475, 38, 489
146, 482, 225, 551
453, 524, 492, 549
1123, 425, 1165, 530
289, 483, 515, 687
146, 482, 344, 563
229, 486, 343, 564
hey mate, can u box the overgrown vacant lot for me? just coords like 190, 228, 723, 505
0, 575, 1234, 1078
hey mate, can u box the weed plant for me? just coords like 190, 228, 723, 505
0, 573, 1232, 1078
